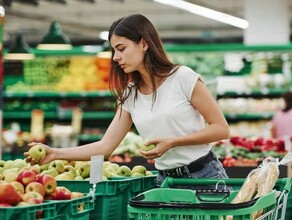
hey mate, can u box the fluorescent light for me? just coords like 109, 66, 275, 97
154, 0, 249, 29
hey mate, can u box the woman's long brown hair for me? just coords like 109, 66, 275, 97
108, 14, 178, 109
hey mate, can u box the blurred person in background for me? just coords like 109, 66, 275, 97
271, 91, 292, 139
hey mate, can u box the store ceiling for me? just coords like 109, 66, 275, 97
2, 0, 292, 46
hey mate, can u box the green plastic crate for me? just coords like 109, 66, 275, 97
128, 177, 291, 220
0, 201, 58, 220
57, 175, 157, 220
54, 194, 95, 220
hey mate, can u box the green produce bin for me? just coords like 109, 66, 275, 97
58, 175, 157, 220
128, 177, 291, 220
54, 194, 95, 220
0, 200, 58, 220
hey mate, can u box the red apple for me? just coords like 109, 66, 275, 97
25, 182, 45, 197
0, 183, 22, 205
0, 202, 12, 207
37, 174, 57, 196
51, 186, 72, 200
17, 169, 36, 186
10, 181, 25, 195
20, 166, 39, 176
22, 191, 44, 204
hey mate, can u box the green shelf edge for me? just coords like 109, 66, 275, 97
3, 111, 115, 120
3, 90, 113, 98
164, 43, 292, 52
224, 112, 274, 120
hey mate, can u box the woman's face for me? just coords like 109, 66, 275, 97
110, 34, 146, 73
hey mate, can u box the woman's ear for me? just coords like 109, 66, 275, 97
141, 38, 149, 52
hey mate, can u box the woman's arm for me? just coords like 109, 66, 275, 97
26, 107, 133, 165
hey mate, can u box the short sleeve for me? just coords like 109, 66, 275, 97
177, 66, 201, 101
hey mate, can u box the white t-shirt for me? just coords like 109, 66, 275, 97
122, 66, 211, 170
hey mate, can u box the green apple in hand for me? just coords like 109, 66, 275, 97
137, 140, 156, 151
28, 145, 46, 164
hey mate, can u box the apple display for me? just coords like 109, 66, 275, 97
117, 165, 132, 177
28, 144, 46, 164
37, 174, 57, 196
0, 183, 22, 205
51, 186, 72, 200
17, 169, 37, 186
25, 182, 45, 197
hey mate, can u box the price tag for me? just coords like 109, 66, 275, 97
90, 155, 104, 185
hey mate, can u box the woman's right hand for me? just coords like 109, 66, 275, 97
24, 142, 56, 165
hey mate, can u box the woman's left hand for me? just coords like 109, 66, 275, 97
139, 138, 172, 159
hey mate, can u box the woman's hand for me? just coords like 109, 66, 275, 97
139, 138, 172, 159
24, 142, 56, 165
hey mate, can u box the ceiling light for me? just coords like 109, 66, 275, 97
154, 0, 249, 29
37, 21, 72, 50
4, 33, 35, 61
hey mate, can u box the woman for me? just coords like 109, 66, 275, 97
271, 91, 292, 139
25, 14, 230, 186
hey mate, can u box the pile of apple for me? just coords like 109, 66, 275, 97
102, 162, 153, 180
0, 168, 84, 208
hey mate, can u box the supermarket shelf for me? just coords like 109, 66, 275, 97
217, 88, 289, 98
164, 43, 292, 52
3, 111, 115, 120
3, 90, 112, 98
224, 112, 274, 121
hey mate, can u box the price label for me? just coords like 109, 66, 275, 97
90, 155, 104, 185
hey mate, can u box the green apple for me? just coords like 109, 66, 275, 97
131, 173, 144, 178
48, 161, 65, 174
41, 168, 59, 177
40, 163, 50, 172
74, 175, 84, 180
103, 161, 112, 169
28, 145, 46, 164
64, 165, 77, 178
4, 160, 13, 169
0, 160, 5, 168
55, 172, 74, 180
74, 161, 87, 170
3, 170, 18, 183
137, 141, 156, 151
11, 159, 28, 170
109, 163, 120, 171
78, 163, 90, 179
103, 166, 117, 178
117, 165, 132, 177
146, 171, 153, 176
131, 165, 147, 176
